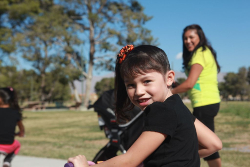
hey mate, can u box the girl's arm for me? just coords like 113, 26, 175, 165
194, 119, 222, 158
15, 120, 25, 137
171, 64, 203, 94
68, 131, 166, 167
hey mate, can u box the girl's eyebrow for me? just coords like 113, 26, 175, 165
124, 74, 154, 83
124, 78, 132, 83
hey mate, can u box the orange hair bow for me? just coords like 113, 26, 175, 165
117, 45, 134, 64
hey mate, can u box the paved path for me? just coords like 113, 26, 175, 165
2, 146, 248, 167
0, 155, 67, 167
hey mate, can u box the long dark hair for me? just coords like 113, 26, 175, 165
0, 87, 22, 118
115, 45, 171, 121
182, 24, 220, 72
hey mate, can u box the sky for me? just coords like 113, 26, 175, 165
15, 0, 250, 75
137, 0, 250, 73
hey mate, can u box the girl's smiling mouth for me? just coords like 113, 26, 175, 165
137, 98, 151, 107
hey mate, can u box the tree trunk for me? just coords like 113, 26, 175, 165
84, 18, 95, 107
40, 44, 48, 102
70, 81, 81, 103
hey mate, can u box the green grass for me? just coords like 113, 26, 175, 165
18, 101, 250, 166
219, 101, 250, 118
18, 110, 108, 160
200, 101, 250, 167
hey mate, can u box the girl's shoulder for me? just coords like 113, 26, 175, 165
145, 101, 166, 113
144, 99, 178, 126
0, 108, 21, 120
0, 107, 20, 114
145, 95, 179, 114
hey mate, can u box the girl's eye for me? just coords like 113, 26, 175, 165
126, 84, 134, 88
144, 80, 151, 84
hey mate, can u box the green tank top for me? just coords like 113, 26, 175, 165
187, 47, 221, 107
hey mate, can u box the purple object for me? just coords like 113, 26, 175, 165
64, 161, 96, 167
64, 162, 74, 167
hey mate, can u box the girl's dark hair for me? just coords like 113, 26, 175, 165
0, 87, 22, 118
115, 45, 170, 121
182, 24, 220, 72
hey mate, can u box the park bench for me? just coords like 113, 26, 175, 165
69, 102, 82, 110
22, 101, 47, 111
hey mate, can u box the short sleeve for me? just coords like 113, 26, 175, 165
192, 115, 196, 122
143, 102, 177, 138
190, 47, 205, 68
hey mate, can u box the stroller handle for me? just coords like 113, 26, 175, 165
87, 104, 94, 109
118, 110, 144, 128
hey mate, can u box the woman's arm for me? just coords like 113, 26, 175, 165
68, 131, 166, 167
15, 120, 25, 137
172, 64, 203, 94
194, 119, 222, 158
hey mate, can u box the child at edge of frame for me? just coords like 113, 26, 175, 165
67, 45, 222, 167
0, 87, 25, 167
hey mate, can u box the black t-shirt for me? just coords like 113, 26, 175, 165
143, 94, 200, 167
0, 108, 21, 144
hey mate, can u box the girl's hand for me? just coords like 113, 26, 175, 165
68, 155, 89, 167
15, 131, 25, 137
17, 121, 25, 137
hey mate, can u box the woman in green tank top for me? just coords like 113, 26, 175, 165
172, 24, 221, 167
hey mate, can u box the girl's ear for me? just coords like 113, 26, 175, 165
165, 70, 175, 87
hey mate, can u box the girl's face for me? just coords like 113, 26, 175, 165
183, 29, 200, 52
124, 70, 174, 111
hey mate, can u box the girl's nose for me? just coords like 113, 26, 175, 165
135, 85, 145, 96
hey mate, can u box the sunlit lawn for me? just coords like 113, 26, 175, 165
18, 101, 250, 166
18, 110, 108, 160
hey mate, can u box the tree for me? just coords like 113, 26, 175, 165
221, 72, 239, 97
219, 67, 250, 100
247, 67, 250, 98
0, 60, 72, 102
247, 67, 250, 84
95, 77, 115, 97
0, 61, 37, 102
59, 0, 158, 107
237, 67, 248, 99
17, 3, 81, 102
43, 69, 72, 102
1, 1, 83, 103
0, 0, 40, 59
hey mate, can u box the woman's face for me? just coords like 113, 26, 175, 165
183, 29, 200, 52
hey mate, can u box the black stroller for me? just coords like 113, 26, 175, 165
88, 89, 144, 163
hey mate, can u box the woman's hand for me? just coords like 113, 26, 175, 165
172, 64, 203, 94
68, 155, 90, 167
171, 81, 179, 88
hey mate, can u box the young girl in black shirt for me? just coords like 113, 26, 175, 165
67, 45, 222, 167
0, 87, 25, 167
